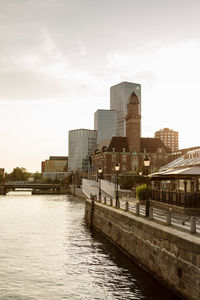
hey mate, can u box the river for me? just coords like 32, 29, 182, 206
0, 193, 179, 300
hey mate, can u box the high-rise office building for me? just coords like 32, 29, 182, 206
110, 81, 141, 136
154, 128, 179, 152
68, 129, 97, 172
94, 109, 117, 144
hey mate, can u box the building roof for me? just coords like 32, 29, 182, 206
95, 137, 129, 153
94, 136, 171, 155
140, 138, 171, 153
150, 167, 200, 180
127, 91, 139, 104
160, 148, 200, 170
49, 156, 68, 161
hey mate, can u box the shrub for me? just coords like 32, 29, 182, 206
136, 184, 147, 200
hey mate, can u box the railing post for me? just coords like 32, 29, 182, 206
110, 198, 113, 206
117, 199, 120, 209
104, 197, 106, 205
190, 216, 196, 234
90, 193, 93, 200
149, 207, 153, 220
125, 201, 129, 211
166, 211, 171, 225
136, 203, 139, 215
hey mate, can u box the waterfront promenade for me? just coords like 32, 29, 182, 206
84, 193, 200, 300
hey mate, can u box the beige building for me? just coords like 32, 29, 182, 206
154, 128, 178, 152
42, 156, 68, 172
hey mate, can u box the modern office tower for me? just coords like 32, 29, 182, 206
154, 128, 179, 152
94, 109, 117, 144
68, 129, 97, 172
110, 81, 141, 136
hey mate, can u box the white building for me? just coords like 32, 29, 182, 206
68, 129, 97, 172
94, 109, 117, 144
110, 81, 141, 136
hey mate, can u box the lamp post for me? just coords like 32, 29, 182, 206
144, 155, 151, 217
115, 163, 120, 208
98, 166, 103, 201
139, 171, 142, 186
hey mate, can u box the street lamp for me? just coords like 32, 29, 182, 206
115, 163, 120, 208
144, 155, 151, 217
139, 171, 142, 186
98, 166, 103, 201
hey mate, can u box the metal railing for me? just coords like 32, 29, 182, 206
89, 194, 200, 235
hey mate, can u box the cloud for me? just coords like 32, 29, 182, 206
0, 28, 94, 102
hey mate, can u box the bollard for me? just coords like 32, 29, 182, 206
118, 200, 120, 209
125, 201, 129, 211
90, 193, 93, 200
136, 203, 140, 215
149, 207, 153, 220
190, 216, 196, 234
110, 198, 113, 206
104, 197, 106, 205
166, 211, 171, 226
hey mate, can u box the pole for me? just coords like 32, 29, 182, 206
145, 167, 150, 217
99, 178, 101, 201
116, 172, 119, 207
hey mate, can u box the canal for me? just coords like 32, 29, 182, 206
0, 193, 179, 299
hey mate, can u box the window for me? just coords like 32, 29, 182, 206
122, 155, 126, 162
112, 155, 116, 162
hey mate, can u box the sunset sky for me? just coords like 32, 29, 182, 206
1, 0, 200, 172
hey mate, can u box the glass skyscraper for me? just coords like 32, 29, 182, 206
110, 81, 141, 137
94, 109, 117, 144
68, 129, 97, 172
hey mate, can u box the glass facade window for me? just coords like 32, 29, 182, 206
94, 110, 117, 144
68, 129, 97, 172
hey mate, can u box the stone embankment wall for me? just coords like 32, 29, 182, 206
85, 199, 200, 300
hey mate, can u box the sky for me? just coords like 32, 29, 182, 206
0, 0, 200, 172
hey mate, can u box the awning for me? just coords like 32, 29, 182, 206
149, 167, 200, 180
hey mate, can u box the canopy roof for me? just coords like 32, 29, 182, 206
150, 167, 200, 180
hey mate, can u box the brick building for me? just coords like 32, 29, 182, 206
154, 128, 179, 152
91, 92, 172, 180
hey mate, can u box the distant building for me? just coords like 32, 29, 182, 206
110, 81, 141, 136
91, 92, 172, 180
68, 129, 97, 172
42, 156, 68, 172
41, 156, 68, 182
94, 109, 117, 144
154, 128, 179, 152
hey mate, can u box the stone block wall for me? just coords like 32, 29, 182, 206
85, 200, 200, 300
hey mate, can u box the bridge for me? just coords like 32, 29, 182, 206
0, 182, 62, 195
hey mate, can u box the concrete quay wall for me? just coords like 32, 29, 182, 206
85, 199, 200, 300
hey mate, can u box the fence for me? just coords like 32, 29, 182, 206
89, 194, 200, 235
151, 189, 200, 208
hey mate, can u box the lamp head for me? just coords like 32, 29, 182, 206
98, 166, 103, 174
115, 162, 120, 172
144, 155, 151, 167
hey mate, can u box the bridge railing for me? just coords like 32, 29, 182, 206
82, 179, 98, 198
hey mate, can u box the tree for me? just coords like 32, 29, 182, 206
33, 172, 42, 182
0, 173, 4, 184
5, 167, 30, 182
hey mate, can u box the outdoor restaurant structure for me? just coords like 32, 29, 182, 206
149, 148, 200, 215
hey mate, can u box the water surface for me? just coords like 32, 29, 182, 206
0, 193, 179, 299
